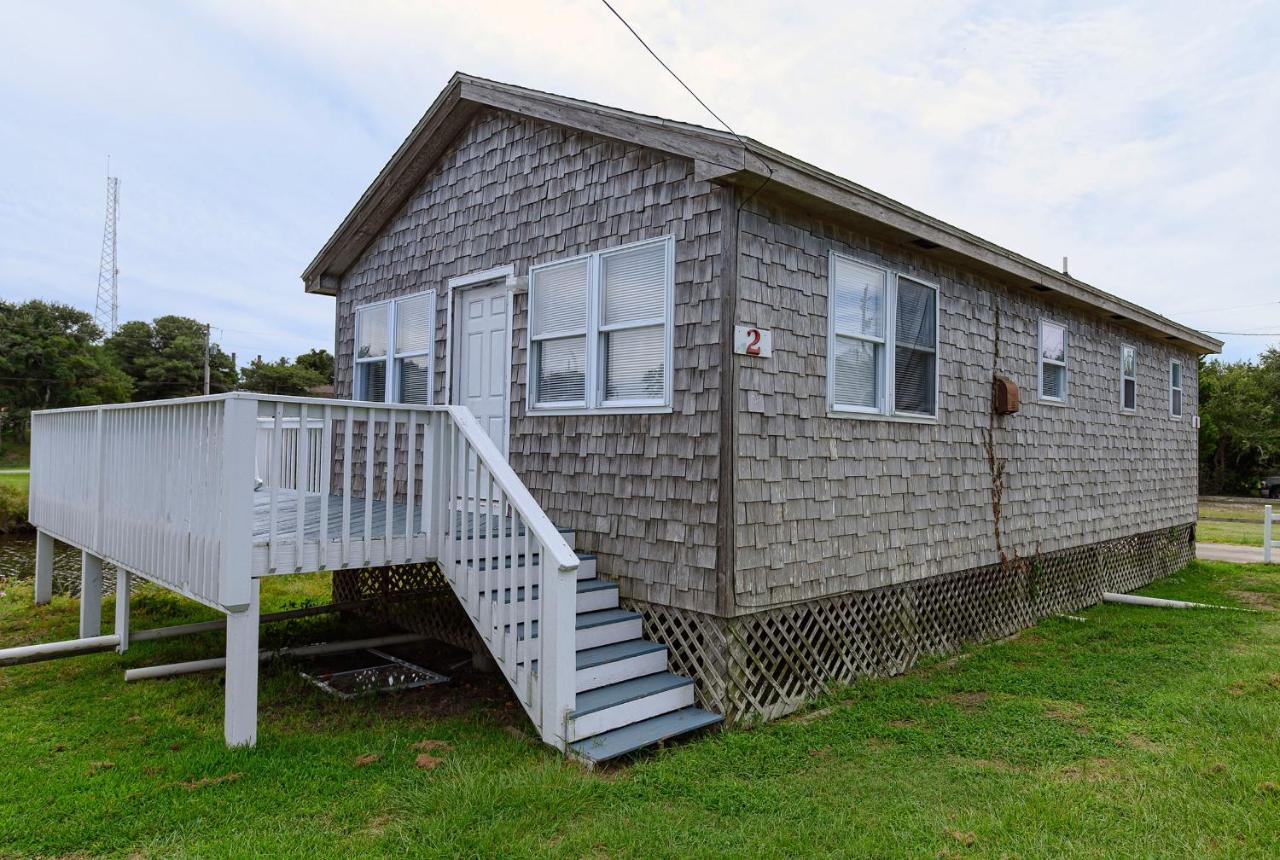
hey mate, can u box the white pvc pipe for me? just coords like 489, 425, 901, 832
1101, 592, 1255, 612
124, 633, 426, 682
130, 600, 368, 643
0, 634, 122, 667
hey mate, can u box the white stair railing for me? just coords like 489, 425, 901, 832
433, 406, 580, 749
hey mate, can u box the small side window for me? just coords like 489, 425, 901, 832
1038, 320, 1068, 403
1121, 345, 1137, 412
1170, 360, 1183, 418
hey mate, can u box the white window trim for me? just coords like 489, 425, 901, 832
826, 253, 940, 421
526, 235, 675, 414
1170, 359, 1184, 418
353, 290, 437, 405
1037, 318, 1069, 404
1120, 343, 1137, 413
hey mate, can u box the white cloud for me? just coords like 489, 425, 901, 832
0, 0, 1276, 363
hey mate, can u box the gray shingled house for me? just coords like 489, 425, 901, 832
300, 73, 1219, 756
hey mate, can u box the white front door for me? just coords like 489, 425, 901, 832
451, 281, 510, 455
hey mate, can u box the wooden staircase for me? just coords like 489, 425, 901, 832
455, 527, 721, 764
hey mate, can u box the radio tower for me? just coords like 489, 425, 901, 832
94, 165, 120, 337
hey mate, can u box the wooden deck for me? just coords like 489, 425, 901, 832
251, 489, 412, 543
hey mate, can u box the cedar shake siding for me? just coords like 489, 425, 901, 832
731, 198, 1199, 612
334, 109, 728, 615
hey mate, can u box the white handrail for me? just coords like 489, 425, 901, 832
443, 406, 578, 573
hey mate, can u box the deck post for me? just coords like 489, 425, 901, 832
1266, 505, 1273, 564
224, 578, 261, 747
33, 530, 54, 605
79, 552, 103, 638
219, 395, 259, 610
114, 569, 131, 653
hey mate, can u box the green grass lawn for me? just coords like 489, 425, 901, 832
0, 437, 29, 470
1199, 497, 1272, 546
3, 561, 1280, 857
0, 471, 29, 492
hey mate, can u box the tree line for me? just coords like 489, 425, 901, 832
1199, 348, 1280, 495
0, 299, 334, 443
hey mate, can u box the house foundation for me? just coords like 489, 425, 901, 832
334, 523, 1195, 725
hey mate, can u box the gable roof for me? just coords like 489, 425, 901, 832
303, 72, 1221, 355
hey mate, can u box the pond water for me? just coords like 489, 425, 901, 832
0, 533, 116, 596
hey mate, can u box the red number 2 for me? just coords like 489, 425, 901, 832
745, 329, 762, 356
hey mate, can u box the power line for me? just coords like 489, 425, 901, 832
1201, 330, 1280, 337
1167, 299, 1280, 317
599, 0, 744, 146
596, 0, 773, 212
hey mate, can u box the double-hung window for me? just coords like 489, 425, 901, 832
528, 235, 673, 412
1038, 320, 1068, 403
828, 254, 938, 418
354, 292, 436, 404
1120, 344, 1137, 412
1170, 359, 1183, 418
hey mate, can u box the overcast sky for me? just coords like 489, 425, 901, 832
1, 0, 1277, 364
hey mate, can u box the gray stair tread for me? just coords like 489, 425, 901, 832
577, 639, 665, 670
482, 577, 615, 604
572, 671, 691, 718
575, 608, 639, 630
570, 707, 722, 763
512, 606, 635, 640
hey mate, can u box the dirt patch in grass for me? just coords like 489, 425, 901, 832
412, 739, 452, 753
787, 706, 834, 725
887, 718, 916, 728
1227, 590, 1280, 610
936, 691, 992, 712
1120, 735, 1166, 754
414, 754, 444, 770
1043, 700, 1087, 722
178, 772, 242, 790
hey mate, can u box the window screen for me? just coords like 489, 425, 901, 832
527, 237, 672, 411
353, 294, 434, 405
601, 242, 666, 403
894, 277, 937, 415
830, 257, 887, 411
1170, 360, 1183, 417
1039, 321, 1068, 402
530, 258, 589, 406
1121, 345, 1137, 411
828, 255, 937, 417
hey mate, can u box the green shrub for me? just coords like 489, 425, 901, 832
0, 481, 28, 533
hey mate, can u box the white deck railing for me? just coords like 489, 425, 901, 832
28, 393, 579, 748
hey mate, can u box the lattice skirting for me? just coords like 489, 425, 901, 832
332, 562, 481, 654
625, 523, 1195, 724
331, 524, 1194, 726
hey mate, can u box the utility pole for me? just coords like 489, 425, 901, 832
94, 163, 120, 337
203, 323, 211, 395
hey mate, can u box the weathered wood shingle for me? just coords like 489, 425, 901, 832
335, 109, 726, 615
731, 198, 1199, 611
